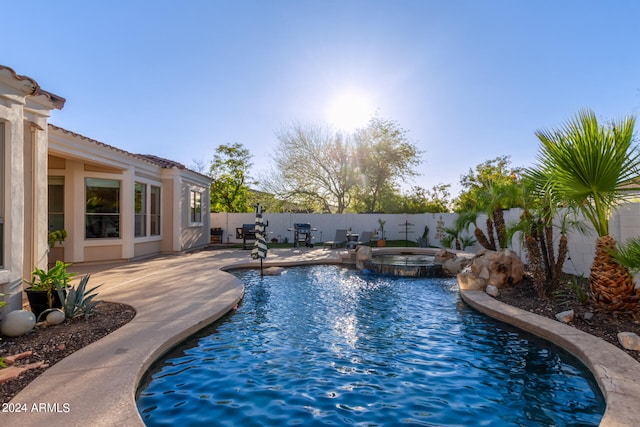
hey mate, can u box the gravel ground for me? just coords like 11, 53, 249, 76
495, 276, 640, 364
0, 302, 135, 404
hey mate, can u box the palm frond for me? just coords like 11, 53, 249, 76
533, 109, 639, 236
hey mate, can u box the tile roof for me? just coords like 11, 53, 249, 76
48, 124, 211, 180
0, 64, 66, 109
137, 154, 186, 169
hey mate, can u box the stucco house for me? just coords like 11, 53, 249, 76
1, 65, 211, 313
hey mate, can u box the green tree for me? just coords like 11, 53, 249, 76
399, 184, 452, 213
209, 143, 253, 212
455, 156, 523, 250
267, 123, 357, 213
533, 109, 640, 311
354, 117, 422, 212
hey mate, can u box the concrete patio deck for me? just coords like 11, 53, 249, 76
4, 247, 640, 426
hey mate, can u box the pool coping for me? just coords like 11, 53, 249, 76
4, 248, 639, 426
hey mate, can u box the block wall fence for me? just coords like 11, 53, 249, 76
211, 203, 640, 279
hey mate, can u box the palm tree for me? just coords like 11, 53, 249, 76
512, 170, 580, 297
456, 211, 493, 250
459, 235, 477, 251
534, 109, 640, 311
440, 227, 458, 250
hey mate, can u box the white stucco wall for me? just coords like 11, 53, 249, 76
0, 68, 59, 314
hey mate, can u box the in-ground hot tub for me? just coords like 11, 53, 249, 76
365, 252, 444, 277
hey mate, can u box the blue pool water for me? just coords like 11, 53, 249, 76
137, 265, 605, 426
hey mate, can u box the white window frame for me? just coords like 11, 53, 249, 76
189, 189, 202, 225
48, 176, 65, 233
150, 185, 161, 236
134, 180, 162, 240
134, 182, 147, 237
85, 178, 121, 239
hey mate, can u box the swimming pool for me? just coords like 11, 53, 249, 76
137, 265, 604, 426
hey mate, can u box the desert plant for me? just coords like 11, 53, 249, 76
553, 275, 590, 305
24, 261, 76, 308
441, 227, 460, 250
510, 178, 568, 298
378, 218, 386, 240
439, 235, 453, 249
56, 274, 101, 319
459, 235, 476, 251
415, 225, 430, 247
533, 109, 640, 311
456, 211, 493, 251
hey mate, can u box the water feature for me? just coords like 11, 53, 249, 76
137, 265, 604, 426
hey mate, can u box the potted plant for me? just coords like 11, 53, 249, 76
48, 229, 67, 266
24, 260, 76, 319
48, 229, 67, 249
377, 218, 387, 247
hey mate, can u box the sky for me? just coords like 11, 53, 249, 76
4, 0, 640, 197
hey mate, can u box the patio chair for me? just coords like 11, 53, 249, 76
323, 229, 348, 249
355, 231, 373, 246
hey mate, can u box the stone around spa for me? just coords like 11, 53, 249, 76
457, 249, 525, 291
618, 332, 640, 351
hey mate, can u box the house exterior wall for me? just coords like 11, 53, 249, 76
84, 245, 122, 262
179, 172, 210, 251
0, 64, 210, 317
0, 98, 27, 314
134, 240, 162, 258
0, 67, 59, 314
160, 175, 175, 253
48, 126, 212, 263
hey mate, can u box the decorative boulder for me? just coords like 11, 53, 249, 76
457, 269, 487, 291
618, 332, 640, 351
442, 257, 471, 276
434, 249, 456, 264
486, 285, 499, 297
456, 249, 524, 292
355, 245, 373, 270
46, 309, 66, 325
555, 309, 574, 323
472, 249, 523, 287
1, 310, 36, 337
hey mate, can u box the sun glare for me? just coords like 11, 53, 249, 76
325, 90, 374, 132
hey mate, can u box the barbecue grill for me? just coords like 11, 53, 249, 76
290, 223, 317, 248
236, 223, 258, 249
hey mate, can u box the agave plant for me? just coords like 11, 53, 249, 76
56, 274, 102, 319
533, 109, 640, 311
